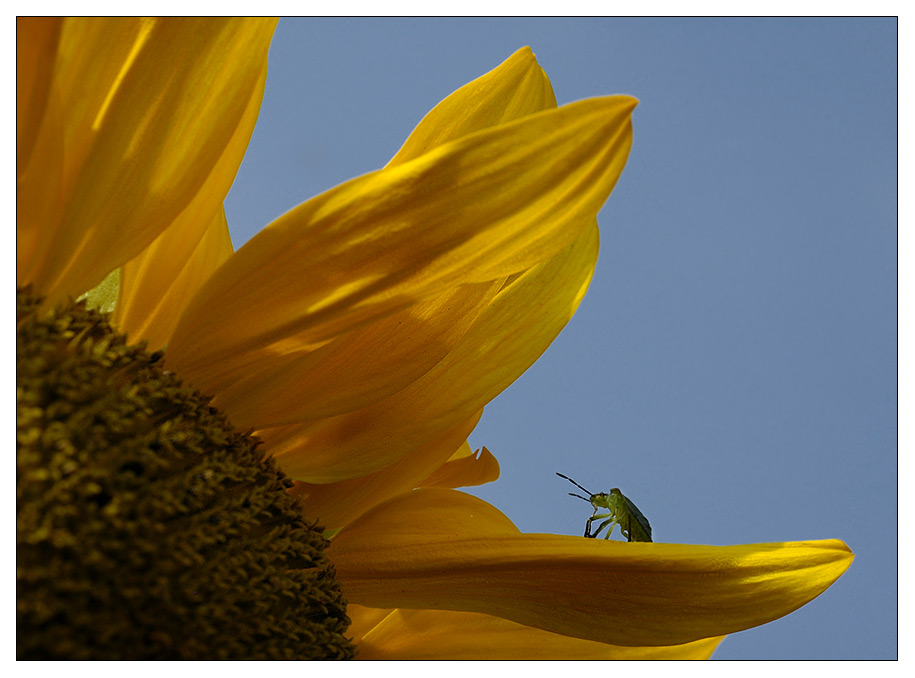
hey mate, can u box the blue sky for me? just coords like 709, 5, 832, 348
224, 18, 897, 660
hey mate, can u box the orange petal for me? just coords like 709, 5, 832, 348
330, 488, 854, 647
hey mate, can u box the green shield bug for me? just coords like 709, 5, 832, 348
556, 472, 653, 542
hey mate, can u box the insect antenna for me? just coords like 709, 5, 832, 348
556, 472, 594, 497
567, 492, 592, 502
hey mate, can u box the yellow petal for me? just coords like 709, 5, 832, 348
208, 280, 501, 428
330, 488, 854, 647
115, 209, 236, 348
289, 411, 482, 531
16, 18, 61, 178
19, 17, 276, 305
179, 47, 563, 422
419, 444, 501, 489
387, 46, 556, 166
257, 222, 598, 481
349, 606, 725, 660
17, 19, 65, 285
111, 31, 268, 347
166, 95, 635, 388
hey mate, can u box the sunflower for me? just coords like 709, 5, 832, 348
17, 18, 853, 660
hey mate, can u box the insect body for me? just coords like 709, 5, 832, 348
556, 473, 652, 542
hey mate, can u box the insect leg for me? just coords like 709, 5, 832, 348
592, 516, 620, 540
586, 511, 612, 539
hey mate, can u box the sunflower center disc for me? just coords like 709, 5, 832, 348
16, 287, 354, 659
